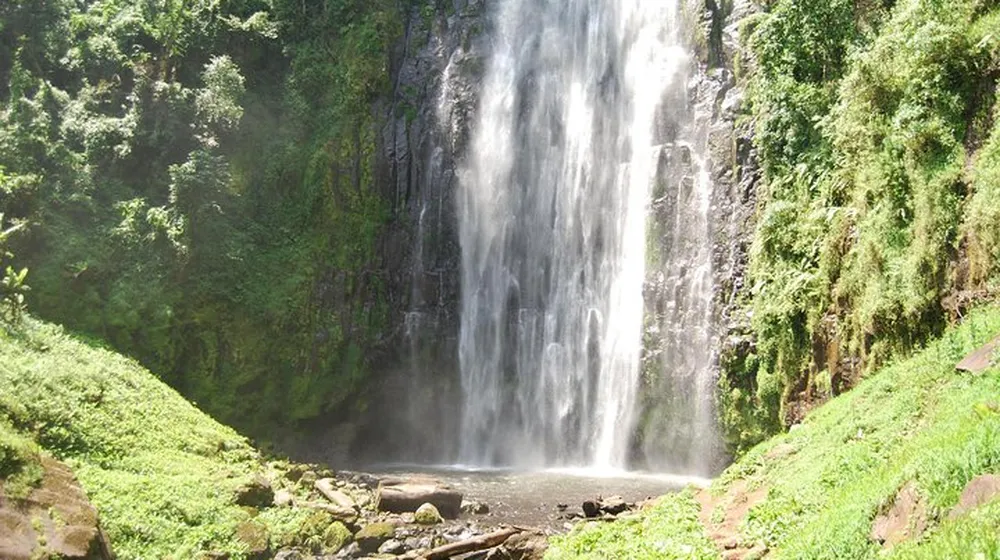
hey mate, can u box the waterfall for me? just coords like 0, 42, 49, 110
455, 0, 713, 470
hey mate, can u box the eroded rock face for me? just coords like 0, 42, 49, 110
0, 456, 114, 560
949, 474, 1000, 518
871, 482, 928, 549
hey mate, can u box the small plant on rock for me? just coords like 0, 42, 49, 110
0, 213, 29, 328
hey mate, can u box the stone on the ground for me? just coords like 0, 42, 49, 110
298, 500, 359, 524
582, 496, 632, 518
462, 500, 491, 514
956, 335, 1000, 373
414, 502, 444, 525
273, 550, 304, 560
600, 495, 629, 515
235, 520, 270, 559
376, 478, 463, 518
582, 500, 601, 518
871, 482, 927, 548
502, 531, 549, 560
0, 456, 115, 560
949, 474, 1000, 518
323, 521, 353, 552
316, 478, 358, 510
274, 489, 294, 507
236, 475, 274, 508
378, 538, 407, 554
299, 470, 318, 487
355, 522, 396, 553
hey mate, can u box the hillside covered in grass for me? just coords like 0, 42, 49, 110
0, 319, 332, 559
549, 305, 1000, 559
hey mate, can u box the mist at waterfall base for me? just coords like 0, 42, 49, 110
355, 0, 725, 479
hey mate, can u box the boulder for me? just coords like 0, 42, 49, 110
376, 479, 463, 519
414, 502, 443, 525
355, 522, 396, 553
235, 475, 274, 508
0, 456, 115, 560
322, 521, 352, 553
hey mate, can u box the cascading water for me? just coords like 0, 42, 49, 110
455, 0, 715, 470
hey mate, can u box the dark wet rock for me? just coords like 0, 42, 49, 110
582, 496, 632, 518
0, 456, 115, 560
236, 475, 274, 508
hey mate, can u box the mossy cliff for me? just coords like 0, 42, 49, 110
717, 0, 1000, 453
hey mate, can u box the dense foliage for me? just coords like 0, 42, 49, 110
720, 0, 1000, 451
0, 0, 404, 441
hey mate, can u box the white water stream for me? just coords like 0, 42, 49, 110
455, 0, 713, 470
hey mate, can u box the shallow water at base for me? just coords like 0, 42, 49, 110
371, 465, 704, 531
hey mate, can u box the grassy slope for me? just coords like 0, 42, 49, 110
549, 306, 1000, 559
0, 319, 317, 559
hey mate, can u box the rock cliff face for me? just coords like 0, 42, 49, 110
354, 1, 488, 463
353, 0, 760, 466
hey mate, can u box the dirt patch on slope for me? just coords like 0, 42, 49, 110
696, 480, 770, 560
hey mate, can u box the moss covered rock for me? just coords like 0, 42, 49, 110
355, 522, 395, 553
323, 521, 352, 553
414, 502, 443, 525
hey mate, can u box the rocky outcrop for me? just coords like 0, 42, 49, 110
0, 456, 114, 560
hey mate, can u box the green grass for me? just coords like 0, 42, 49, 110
0, 417, 44, 499
551, 305, 1000, 559
0, 319, 318, 559
546, 489, 717, 560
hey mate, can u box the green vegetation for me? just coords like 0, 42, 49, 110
0, 419, 43, 499
553, 305, 1000, 559
0, 0, 406, 444
721, 0, 1000, 452
0, 318, 331, 559
546, 489, 717, 560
